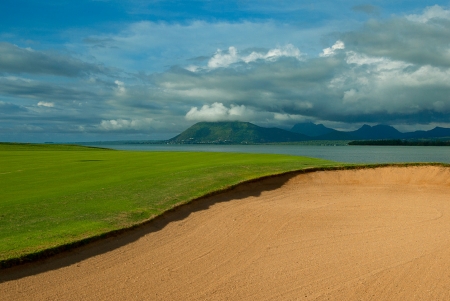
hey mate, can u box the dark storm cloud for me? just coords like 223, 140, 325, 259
342, 17, 450, 67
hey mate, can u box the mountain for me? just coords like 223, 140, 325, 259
290, 122, 334, 137
289, 123, 450, 140
349, 124, 404, 140
288, 123, 404, 140
314, 130, 357, 140
169, 121, 309, 144
348, 124, 450, 140
169, 122, 450, 144
404, 127, 450, 139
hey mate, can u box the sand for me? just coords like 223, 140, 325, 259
1, 166, 450, 300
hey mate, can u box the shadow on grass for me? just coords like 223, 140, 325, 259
0, 171, 298, 283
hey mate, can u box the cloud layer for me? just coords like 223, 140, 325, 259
1, 4, 450, 141
0, 43, 107, 77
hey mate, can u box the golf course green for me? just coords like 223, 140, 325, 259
0, 143, 339, 266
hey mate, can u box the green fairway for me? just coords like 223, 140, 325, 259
0, 144, 339, 265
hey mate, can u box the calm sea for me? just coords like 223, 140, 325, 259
91, 144, 450, 164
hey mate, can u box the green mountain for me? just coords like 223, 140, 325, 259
169, 121, 309, 144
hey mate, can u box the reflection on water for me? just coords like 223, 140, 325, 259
87, 144, 450, 164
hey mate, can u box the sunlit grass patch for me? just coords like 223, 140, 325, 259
0, 144, 339, 264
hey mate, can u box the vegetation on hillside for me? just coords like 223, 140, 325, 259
168, 121, 308, 144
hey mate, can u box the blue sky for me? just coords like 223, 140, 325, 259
1, 0, 450, 142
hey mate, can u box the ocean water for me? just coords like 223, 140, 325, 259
91, 144, 450, 164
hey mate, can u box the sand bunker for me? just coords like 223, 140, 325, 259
2, 166, 450, 300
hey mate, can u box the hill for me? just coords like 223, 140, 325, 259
290, 122, 334, 137
168, 121, 309, 144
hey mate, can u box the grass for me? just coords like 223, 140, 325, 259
0, 143, 340, 266
0, 142, 111, 151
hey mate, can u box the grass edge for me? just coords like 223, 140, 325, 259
1, 161, 448, 269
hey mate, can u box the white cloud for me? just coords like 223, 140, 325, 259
320, 40, 345, 57
98, 118, 154, 131
228, 104, 248, 116
407, 5, 450, 23
345, 51, 384, 66
80, 20, 329, 73
37, 101, 54, 107
185, 102, 253, 121
342, 89, 359, 104
244, 44, 303, 63
114, 80, 126, 95
185, 65, 199, 72
273, 113, 307, 121
205, 44, 303, 70
345, 51, 412, 71
207, 47, 240, 69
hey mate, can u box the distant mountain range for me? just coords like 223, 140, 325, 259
293, 122, 450, 140
168, 121, 450, 144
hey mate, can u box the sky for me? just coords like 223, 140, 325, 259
1, 0, 450, 142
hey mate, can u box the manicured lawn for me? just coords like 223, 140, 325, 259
0, 144, 339, 263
